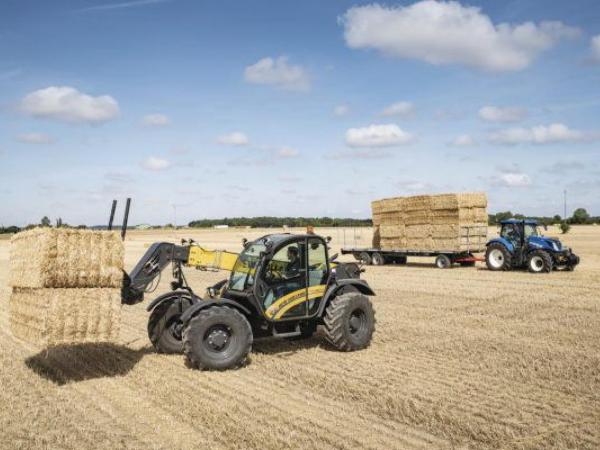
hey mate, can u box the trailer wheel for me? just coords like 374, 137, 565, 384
358, 252, 372, 265
435, 254, 452, 269
371, 252, 385, 266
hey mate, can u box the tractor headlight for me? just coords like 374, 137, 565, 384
552, 242, 560, 251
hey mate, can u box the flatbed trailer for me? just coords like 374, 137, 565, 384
340, 247, 484, 269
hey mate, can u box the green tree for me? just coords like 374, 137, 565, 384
559, 222, 571, 234
552, 215, 561, 224
570, 208, 590, 224
40, 216, 51, 227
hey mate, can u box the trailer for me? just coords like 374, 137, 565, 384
340, 247, 483, 269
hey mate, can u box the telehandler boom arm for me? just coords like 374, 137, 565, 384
122, 241, 238, 305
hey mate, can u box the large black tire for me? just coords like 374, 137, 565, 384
183, 306, 252, 370
527, 250, 553, 273
485, 243, 512, 271
323, 293, 375, 351
148, 297, 190, 354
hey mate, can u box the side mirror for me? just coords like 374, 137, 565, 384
326, 236, 332, 243
242, 238, 248, 248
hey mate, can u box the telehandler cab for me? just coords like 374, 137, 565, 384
122, 233, 376, 370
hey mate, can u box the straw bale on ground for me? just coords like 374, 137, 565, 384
9, 228, 123, 288
9, 288, 121, 346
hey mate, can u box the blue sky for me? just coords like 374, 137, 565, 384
1, 0, 599, 226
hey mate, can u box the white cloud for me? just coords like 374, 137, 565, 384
277, 147, 299, 158
79, 0, 170, 12
381, 101, 414, 117
244, 56, 310, 91
479, 106, 526, 122
340, 1, 579, 72
345, 124, 414, 147
334, 104, 350, 116
142, 113, 170, 127
141, 156, 171, 171
20, 86, 119, 123
216, 132, 249, 146
16, 132, 55, 145
493, 171, 532, 187
449, 134, 476, 147
591, 35, 600, 62
489, 123, 586, 145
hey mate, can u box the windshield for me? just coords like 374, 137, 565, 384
229, 242, 266, 291
524, 224, 539, 238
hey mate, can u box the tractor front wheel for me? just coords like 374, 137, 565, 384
527, 250, 553, 273
486, 244, 512, 271
183, 306, 252, 370
324, 293, 375, 351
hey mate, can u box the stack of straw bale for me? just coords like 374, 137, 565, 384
371, 192, 488, 252
8, 228, 123, 346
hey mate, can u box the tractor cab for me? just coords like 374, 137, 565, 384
226, 233, 358, 322
486, 219, 579, 273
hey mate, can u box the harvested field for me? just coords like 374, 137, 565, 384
1, 226, 599, 449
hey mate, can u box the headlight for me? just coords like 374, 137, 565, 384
552, 242, 560, 251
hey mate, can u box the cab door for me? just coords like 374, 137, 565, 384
262, 239, 309, 320
306, 237, 329, 316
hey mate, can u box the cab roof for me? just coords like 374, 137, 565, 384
500, 219, 538, 225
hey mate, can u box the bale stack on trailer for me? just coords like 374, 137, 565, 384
8, 228, 123, 346
370, 192, 488, 252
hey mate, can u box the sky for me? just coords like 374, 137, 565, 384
1, 0, 600, 226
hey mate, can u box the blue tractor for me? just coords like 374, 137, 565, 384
485, 219, 579, 273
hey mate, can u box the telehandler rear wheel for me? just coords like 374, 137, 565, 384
148, 297, 189, 354
183, 306, 252, 370
324, 293, 375, 351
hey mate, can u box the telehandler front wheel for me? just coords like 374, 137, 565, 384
183, 306, 252, 370
324, 293, 375, 351
148, 297, 190, 354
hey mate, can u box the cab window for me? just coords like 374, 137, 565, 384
262, 241, 307, 315
308, 238, 328, 287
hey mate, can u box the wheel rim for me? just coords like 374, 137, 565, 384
167, 316, 183, 340
204, 325, 233, 354
530, 256, 544, 272
488, 249, 504, 268
437, 256, 449, 268
349, 309, 367, 336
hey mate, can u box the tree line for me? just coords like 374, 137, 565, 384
2, 209, 598, 234
188, 216, 373, 228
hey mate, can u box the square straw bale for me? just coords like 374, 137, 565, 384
430, 194, 459, 210
405, 224, 432, 238
9, 288, 121, 346
9, 228, 124, 289
457, 192, 488, 208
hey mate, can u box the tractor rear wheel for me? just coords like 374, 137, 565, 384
527, 250, 553, 273
148, 297, 190, 354
183, 306, 252, 370
323, 293, 375, 351
486, 244, 512, 271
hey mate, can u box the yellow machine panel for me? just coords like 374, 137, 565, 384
187, 246, 239, 271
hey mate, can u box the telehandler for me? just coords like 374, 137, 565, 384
119, 216, 376, 370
